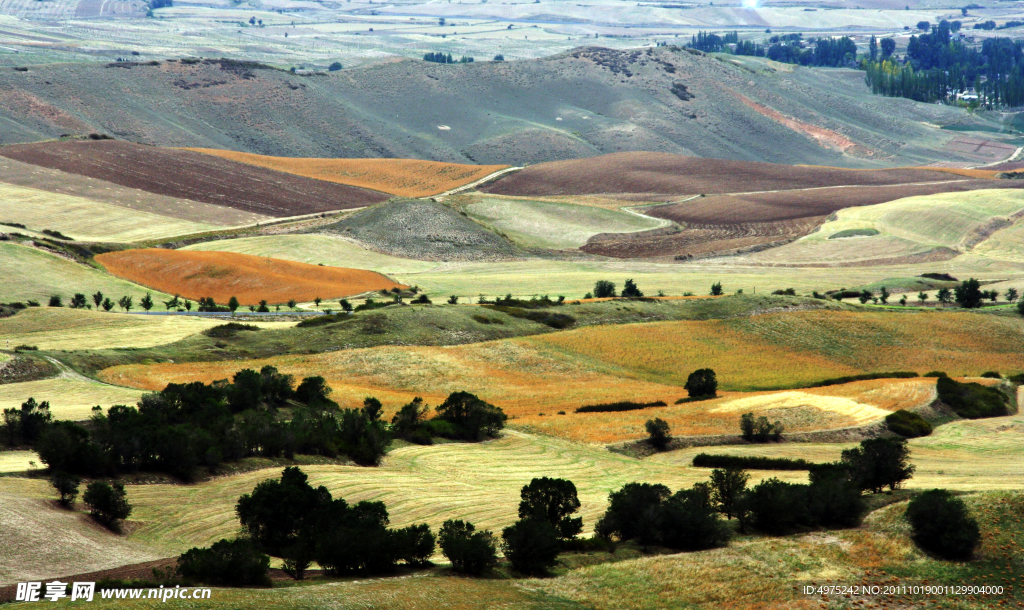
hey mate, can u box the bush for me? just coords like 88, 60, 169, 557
621, 279, 643, 298
595, 481, 730, 550
906, 490, 980, 560
439, 520, 498, 575
328, 61, 343, 71
50, 471, 81, 507
936, 376, 1008, 419
501, 519, 560, 575
518, 477, 583, 539
841, 437, 915, 493
809, 371, 918, 387
48, 295, 62, 307
693, 454, 813, 471
83, 481, 132, 528
434, 391, 506, 441
575, 400, 665, 413
203, 323, 260, 338
684, 368, 717, 398
645, 418, 671, 450
594, 482, 671, 546
923, 371, 948, 378
658, 488, 730, 550
177, 538, 271, 586
487, 305, 575, 329
739, 412, 783, 442
593, 280, 616, 298
885, 410, 933, 438
746, 478, 809, 534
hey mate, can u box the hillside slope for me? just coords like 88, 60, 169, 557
0, 51, 1002, 167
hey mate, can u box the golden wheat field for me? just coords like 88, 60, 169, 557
95, 249, 405, 306
185, 149, 509, 198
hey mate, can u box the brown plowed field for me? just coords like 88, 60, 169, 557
95, 249, 404, 305
480, 151, 999, 201
0, 140, 389, 217
185, 148, 508, 198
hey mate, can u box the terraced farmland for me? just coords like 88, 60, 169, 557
95, 249, 405, 305
186, 149, 508, 198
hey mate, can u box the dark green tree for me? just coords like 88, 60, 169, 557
657, 487, 730, 550
645, 417, 671, 450
228, 296, 240, 314
177, 538, 271, 586
92, 291, 104, 308
936, 288, 953, 305
50, 471, 81, 507
709, 467, 749, 520
501, 519, 560, 575
70, 293, 87, 309
593, 280, 616, 298
140, 293, 154, 312
879, 286, 890, 304
118, 295, 133, 312
684, 368, 717, 398
236, 467, 331, 557
840, 437, 915, 493
906, 489, 980, 560
1006, 287, 1019, 303
438, 519, 498, 575
953, 278, 983, 308
435, 391, 506, 441
621, 279, 643, 298
83, 481, 132, 528
594, 482, 671, 547
710, 282, 723, 296
48, 295, 62, 307
518, 477, 583, 539
294, 375, 332, 405
859, 289, 873, 304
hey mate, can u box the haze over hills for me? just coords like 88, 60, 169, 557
0, 48, 1008, 166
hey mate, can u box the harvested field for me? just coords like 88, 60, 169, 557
0, 450, 39, 473
480, 151, 992, 201
0, 308, 293, 351
0, 140, 389, 218
321, 199, 520, 261
186, 148, 508, 198
0, 479, 163, 586
95, 249, 405, 305
0, 375, 145, 421
0, 182, 219, 243
98, 310, 1024, 443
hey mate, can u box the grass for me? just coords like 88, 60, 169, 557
95, 249, 405, 306
184, 149, 509, 198
0, 308, 294, 351
0, 450, 40, 473
0, 243, 172, 304
0, 375, 145, 421
461, 195, 664, 249
0, 183, 222, 243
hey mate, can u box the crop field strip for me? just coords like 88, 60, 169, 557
99, 310, 1024, 443
0, 140, 390, 218
185, 148, 509, 198
0, 243, 172, 304
95, 249, 405, 305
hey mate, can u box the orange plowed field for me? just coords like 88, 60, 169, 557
95, 249, 403, 305
186, 148, 508, 198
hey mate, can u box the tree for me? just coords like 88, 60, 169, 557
140, 293, 154, 312
339, 299, 353, 313
869, 35, 878, 61
288, 299, 297, 310
593, 280, 616, 298
746, 478, 809, 534
841, 437, 915, 493
936, 288, 953, 305
435, 391, 507, 441
102, 297, 114, 312
518, 477, 583, 539
228, 296, 240, 315
83, 481, 132, 528
177, 538, 271, 586
236, 467, 331, 557
905, 489, 980, 560
501, 519, 560, 575
1019, 301, 1024, 317
953, 278, 983, 308
390, 397, 430, 441
184, 299, 192, 312
92, 291, 104, 308
314, 296, 322, 310
899, 295, 907, 306
48, 295, 62, 307
50, 471, 81, 507
880, 37, 895, 59
710, 467, 749, 519
447, 295, 458, 304
595, 482, 671, 547
657, 487, 730, 551
739, 412, 755, 441
164, 295, 181, 311
70, 293, 87, 309
494, 54, 505, 61
118, 295, 133, 312
684, 368, 717, 398
917, 291, 928, 305
294, 376, 332, 406
879, 286, 890, 305
917, 20, 930, 30
710, 282, 723, 296
645, 418, 671, 450
859, 289, 872, 304
438, 520, 498, 575
1006, 288, 1019, 303
621, 279, 643, 298
328, 61, 343, 71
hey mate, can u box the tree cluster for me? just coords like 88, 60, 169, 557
739, 412, 784, 443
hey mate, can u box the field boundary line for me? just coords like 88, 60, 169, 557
433, 166, 523, 199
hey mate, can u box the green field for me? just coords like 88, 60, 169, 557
462, 195, 665, 249
0, 243, 172, 304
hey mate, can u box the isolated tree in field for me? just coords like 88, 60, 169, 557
183, 299, 192, 312
936, 288, 953, 305
287, 299, 297, 310
140, 293, 154, 312
953, 278, 983, 308
257, 300, 270, 313
684, 368, 717, 398
899, 295, 907, 306
621, 278, 643, 298
228, 296, 240, 315
102, 297, 114, 312
339, 299, 353, 313
70, 293, 87, 309
447, 295, 458, 304
313, 296, 322, 310
328, 61, 343, 71
593, 280, 616, 298
519, 477, 583, 539
710, 282, 723, 296
92, 291, 104, 308
1006, 288, 1019, 303
906, 489, 980, 560
48, 295, 62, 307
986, 289, 999, 303
858, 289, 872, 304
917, 291, 928, 305
841, 437, 915, 493
878, 286, 890, 305
501, 518, 560, 575
118, 295, 133, 312
50, 471, 81, 507
710, 467, 749, 519
164, 295, 181, 311
917, 20, 930, 30
83, 481, 132, 528
645, 418, 671, 450
438, 519, 498, 575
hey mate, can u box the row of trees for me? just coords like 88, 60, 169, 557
849, 279, 1017, 309
687, 31, 858, 67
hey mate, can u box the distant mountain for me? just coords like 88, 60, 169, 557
0, 50, 1001, 167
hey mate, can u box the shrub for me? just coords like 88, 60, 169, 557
906, 490, 980, 560
936, 376, 1008, 419
645, 418, 671, 450
518, 477, 583, 540
488, 305, 575, 329
48, 295, 62, 307
434, 391, 506, 441
980, 371, 1002, 379
809, 371, 918, 387
658, 487, 730, 550
439, 520, 498, 575
575, 400, 665, 413
739, 412, 783, 442
923, 371, 948, 378
50, 471, 81, 507
83, 481, 132, 528
693, 454, 813, 471
203, 323, 260, 338
840, 437, 915, 493
885, 410, 933, 438
328, 61, 343, 71
621, 279, 643, 298
746, 478, 809, 534
710, 282, 723, 296
771, 288, 796, 296
177, 538, 271, 586
593, 280, 616, 298
411, 294, 431, 304
684, 368, 717, 398
501, 519, 560, 575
